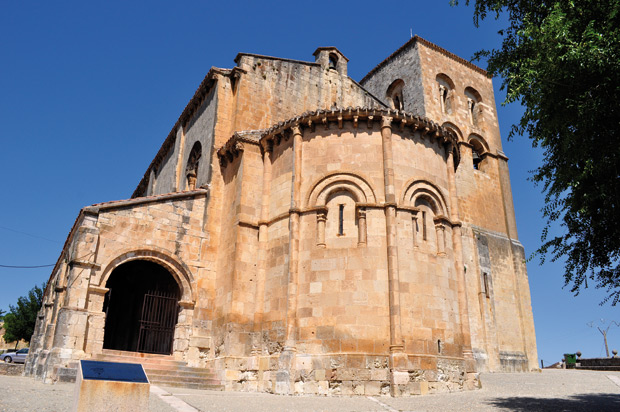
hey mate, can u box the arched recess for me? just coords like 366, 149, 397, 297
307, 172, 376, 208
468, 133, 490, 171
464, 86, 483, 126
401, 179, 450, 254
97, 249, 196, 355
442, 122, 464, 171
185, 141, 202, 190
99, 248, 195, 303
436, 73, 455, 115
386, 79, 405, 111
442, 122, 464, 142
307, 172, 376, 247
401, 179, 449, 216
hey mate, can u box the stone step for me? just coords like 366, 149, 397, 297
145, 371, 219, 382
143, 367, 218, 377
101, 349, 174, 359
150, 378, 224, 391
94, 352, 184, 367
92, 350, 223, 391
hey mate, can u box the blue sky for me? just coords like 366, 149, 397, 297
1, 1, 617, 364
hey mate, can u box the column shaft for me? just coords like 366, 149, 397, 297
381, 117, 403, 352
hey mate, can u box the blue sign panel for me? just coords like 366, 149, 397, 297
80, 360, 149, 383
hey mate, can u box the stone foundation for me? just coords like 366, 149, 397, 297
206, 353, 479, 396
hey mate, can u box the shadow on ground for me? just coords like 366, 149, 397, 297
486, 393, 620, 412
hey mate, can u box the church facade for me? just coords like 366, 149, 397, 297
26, 36, 538, 396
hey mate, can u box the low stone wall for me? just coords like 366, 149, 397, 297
0, 363, 24, 376
576, 357, 620, 371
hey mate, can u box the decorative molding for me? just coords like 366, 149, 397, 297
69, 260, 101, 270
87, 286, 109, 295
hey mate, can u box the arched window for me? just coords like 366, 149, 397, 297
326, 190, 356, 241
308, 173, 376, 248
186, 142, 202, 190
414, 197, 435, 248
465, 87, 483, 127
402, 180, 449, 256
468, 135, 489, 171
436, 74, 455, 115
328, 53, 338, 70
386, 79, 405, 111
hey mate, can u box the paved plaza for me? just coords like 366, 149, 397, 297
1, 369, 619, 412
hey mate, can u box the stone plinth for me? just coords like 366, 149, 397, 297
73, 360, 149, 412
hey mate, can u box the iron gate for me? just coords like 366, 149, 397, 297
137, 290, 179, 354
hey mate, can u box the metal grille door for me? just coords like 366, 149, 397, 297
137, 291, 179, 354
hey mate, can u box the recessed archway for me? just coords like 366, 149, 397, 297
102, 260, 181, 355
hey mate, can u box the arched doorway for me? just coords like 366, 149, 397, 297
102, 260, 180, 355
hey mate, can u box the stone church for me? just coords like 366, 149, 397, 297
26, 36, 538, 396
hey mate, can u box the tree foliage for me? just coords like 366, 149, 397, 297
453, 0, 620, 304
2, 284, 45, 344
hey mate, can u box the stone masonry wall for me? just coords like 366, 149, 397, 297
26, 192, 210, 382
231, 54, 381, 133
360, 41, 426, 115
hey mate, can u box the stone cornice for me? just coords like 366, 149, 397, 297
217, 131, 263, 167
217, 107, 459, 168
234, 52, 321, 67
84, 188, 209, 214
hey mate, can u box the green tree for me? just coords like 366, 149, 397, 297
453, 0, 620, 304
2, 284, 45, 344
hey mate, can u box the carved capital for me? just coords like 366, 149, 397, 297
291, 125, 302, 137
381, 116, 393, 129
356, 207, 367, 219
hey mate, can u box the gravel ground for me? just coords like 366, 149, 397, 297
1, 369, 619, 412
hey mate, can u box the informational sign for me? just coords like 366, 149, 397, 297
80, 360, 149, 383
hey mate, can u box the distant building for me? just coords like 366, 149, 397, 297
26, 37, 538, 396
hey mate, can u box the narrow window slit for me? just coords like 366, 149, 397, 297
483, 273, 490, 298
338, 204, 345, 236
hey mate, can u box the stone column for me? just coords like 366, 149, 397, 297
252, 141, 273, 355
434, 220, 446, 255
316, 208, 327, 247
186, 171, 197, 190
439, 85, 446, 114
357, 207, 367, 246
278, 125, 303, 394
411, 213, 419, 248
380, 116, 406, 393
446, 148, 475, 373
